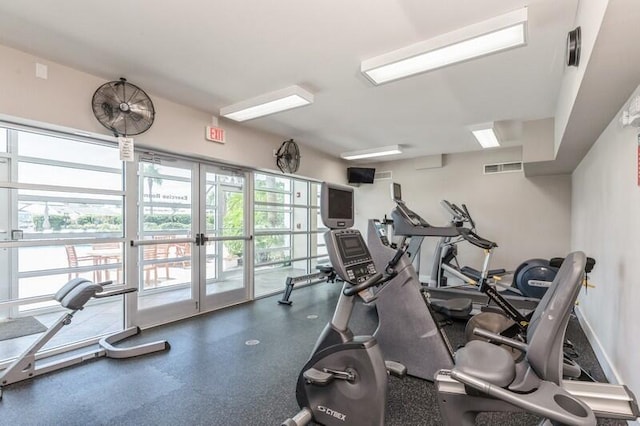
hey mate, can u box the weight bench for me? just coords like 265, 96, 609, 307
0, 278, 170, 400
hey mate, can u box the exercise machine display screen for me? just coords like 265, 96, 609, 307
321, 182, 354, 229
391, 182, 402, 202
337, 233, 368, 261
328, 229, 377, 284
328, 188, 353, 220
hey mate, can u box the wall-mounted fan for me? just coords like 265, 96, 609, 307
91, 78, 155, 137
276, 139, 300, 174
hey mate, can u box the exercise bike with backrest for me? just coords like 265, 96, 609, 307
435, 251, 639, 424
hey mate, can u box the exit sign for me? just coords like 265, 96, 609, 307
206, 126, 225, 144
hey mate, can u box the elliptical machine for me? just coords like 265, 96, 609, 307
435, 200, 596, 299
282, 182, 404, 426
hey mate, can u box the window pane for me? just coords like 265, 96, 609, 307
255, 206, 291, 230
17, 130, 121, 169
310, 182, 321, 207
0, 127, 7, 152
18, 243, 123, 279
293, 180, 308, 205
140, 163, 192, 235
255, 234, 291, 264
18, 162, 122, 191
293, 207, 309, 231
255, 173, 291, 191
255, 190, 291, 205
17, 189, 123, 238
293, 234, 308, 258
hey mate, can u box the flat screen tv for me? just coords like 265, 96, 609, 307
347, 167, 375, 184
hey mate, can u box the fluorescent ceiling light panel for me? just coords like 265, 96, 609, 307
361, 7, 528, 84
341, 145, 402, 160
220, 85, 314, 121
470, 123, 500, 148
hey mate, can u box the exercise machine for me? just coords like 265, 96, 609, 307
435, 251, 639, 425
434, 199, 596, 299
282, 182, 405, 426
0, 278, 170, 400
368, 218, 472, 321
365, 218, 460, 381
430, 200, 507, 289
378, 183, 591, 381
513, 256, 595, 298
277, 265, 338, 305
389, 183, 537, 332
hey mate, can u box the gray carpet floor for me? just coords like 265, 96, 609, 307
0, 283, 625, 425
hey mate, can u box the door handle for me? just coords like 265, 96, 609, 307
195, 233, 207, 246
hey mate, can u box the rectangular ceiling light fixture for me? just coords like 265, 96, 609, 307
361, 7, 528, 85
470, 123, 500, 148
340, 144, 402, 160
220, 85, 314, 122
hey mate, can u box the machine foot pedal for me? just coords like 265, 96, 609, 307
303, 368, 333, 385
385, 360, 407, 377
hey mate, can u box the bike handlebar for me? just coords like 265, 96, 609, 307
343, 272, 385, 297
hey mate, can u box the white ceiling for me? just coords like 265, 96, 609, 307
0, 0, 578, 161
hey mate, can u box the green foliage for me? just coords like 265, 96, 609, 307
159, 222, 190, 230
223, 192, 244, 256
76, 215, 122, 225
144, 214, 191, 225
32, 214, 71, 231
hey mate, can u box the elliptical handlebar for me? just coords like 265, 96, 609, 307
460, 204, 475, 229
458, 228, 497, 250
343, 271, 384, 297
441, 200, 461, 219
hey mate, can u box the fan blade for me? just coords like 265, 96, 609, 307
93, 91, 120, 110
109, 112, 127, 135
128, 104, 154, 119
125, 87, 141, 104
108, 82, 127, 104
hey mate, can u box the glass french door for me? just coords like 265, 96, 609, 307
132, 155, 198, 326
199, 165, 251, 311
132, 154, 250, 326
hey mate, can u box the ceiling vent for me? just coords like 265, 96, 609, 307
484, 161, 522, 175
374, 170, 393, 181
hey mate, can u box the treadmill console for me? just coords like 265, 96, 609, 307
325, 229, 377, 284
395, 202, 430, 227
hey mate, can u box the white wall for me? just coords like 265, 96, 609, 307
572, 85, 640, 393
554, 0, 608, 155
354, 146, 572, 280
0, 44, 346, 183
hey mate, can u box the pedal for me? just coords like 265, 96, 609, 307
385, 360, 407, 378
303, 368, 334, 385
358, 288, 377, 304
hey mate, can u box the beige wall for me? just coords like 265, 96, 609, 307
354, 146, 572, 279
572, 85, 640, 393
0, 44, 346, 183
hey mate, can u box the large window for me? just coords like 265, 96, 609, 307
0, 123, 125, 362
253, 173, 328, 297
0, 118, 332, 364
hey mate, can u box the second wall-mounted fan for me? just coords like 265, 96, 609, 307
91, 78, 155, 137
275, 139, 300, 174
